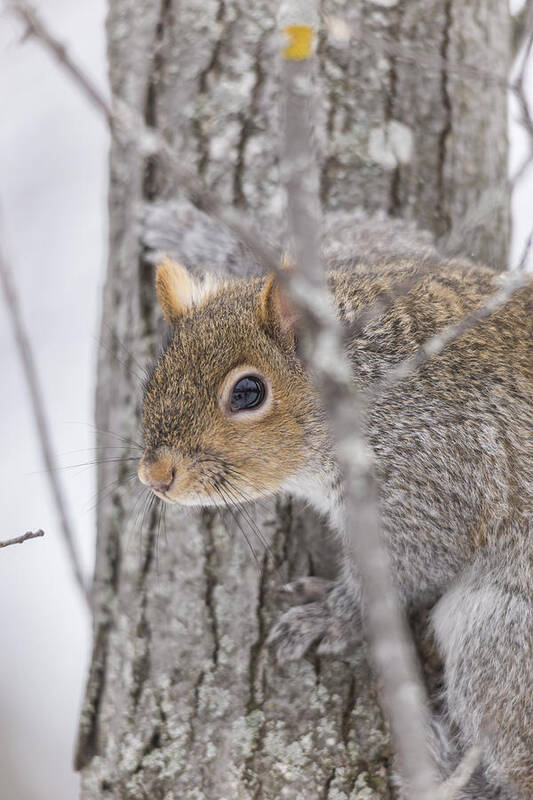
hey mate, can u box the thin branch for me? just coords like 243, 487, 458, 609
278, 5, 439, 799
0, 529, 44, 549
517, 226, 533, 271
509, 10, 533, 270
0, 236, 91, 607
510, 4, 533, 183
6, 0, 114, 126
510, 24, 533, 188
437, 746, 482, 800
376, 270, 530, 394
512, 0, 533, 58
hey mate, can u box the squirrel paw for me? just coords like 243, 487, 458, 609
267, 602, 332, 662
315, 620, 359, 657
267, 593, 361, 663
279, 577, 334, 603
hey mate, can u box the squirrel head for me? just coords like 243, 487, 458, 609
138, 258, 318, 507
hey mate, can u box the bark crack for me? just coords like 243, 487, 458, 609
133, 691, 166, 775
318, 30, 339, 209
386, 2, 404, 217
75, 620, 112, 770
322, 768, 336, 799
436, 0, 453, 237
233, 29, 269, 207
75, 487, 125, 771
130, 593, 152, 711
194, 0, 227, 177
341, 674, 357, 747
107, 498, 123, 594
241, 550, 269, 795
138, 501, 160, 583
186, 669, 206, 754
143, 0, 173, 198
247, 550, 269, 712
139, 0, 173, 342
202, 509, 220, 668
129, 503, 160, 716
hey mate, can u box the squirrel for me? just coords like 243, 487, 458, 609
138, 253, 533, 799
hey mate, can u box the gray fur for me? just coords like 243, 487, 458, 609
268, 261, 533, 798
142, 207, 533, 797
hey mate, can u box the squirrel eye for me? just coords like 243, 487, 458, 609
230, 376, 266, 412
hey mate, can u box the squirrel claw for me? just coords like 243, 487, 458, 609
315, 622, 359, 657
267, 602, 331, 663
267, 600, 360, 663
268, 576, 362, 663
279, 577, 334, 603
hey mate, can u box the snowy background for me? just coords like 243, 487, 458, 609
0, 2, 107, 798
0, 1, 531, 798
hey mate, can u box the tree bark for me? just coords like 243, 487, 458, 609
78, 1, 510, 798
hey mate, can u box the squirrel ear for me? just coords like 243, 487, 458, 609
155, 258, 196, 324
258, 273, 299, 344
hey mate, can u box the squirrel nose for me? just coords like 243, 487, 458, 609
138, 453, 176, 495
148, 469, 175, 494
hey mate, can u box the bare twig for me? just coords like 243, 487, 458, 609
439, 187, 508, 259
376, 270, 530, 393
278, 5, 439, 798
509, 10, 533, 271
0, 236, 91, 607
513, 1, 533, 56
437, 746, 482, 800
515, 220, 533, 271
517, 227, 533, 272
0, 529, 44, 548
510, 25, 533, 188
6, 0, 114, 126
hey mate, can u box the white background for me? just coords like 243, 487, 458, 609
0, 2, 107, 798
0, 1, 531, 798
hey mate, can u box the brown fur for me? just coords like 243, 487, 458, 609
140, 266, 315, 505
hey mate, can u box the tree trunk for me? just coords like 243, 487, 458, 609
78, 1, 510, 797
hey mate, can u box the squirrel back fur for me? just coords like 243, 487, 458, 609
139, 255, 533, 798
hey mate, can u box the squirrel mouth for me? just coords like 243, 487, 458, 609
152, 489, 177, 503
